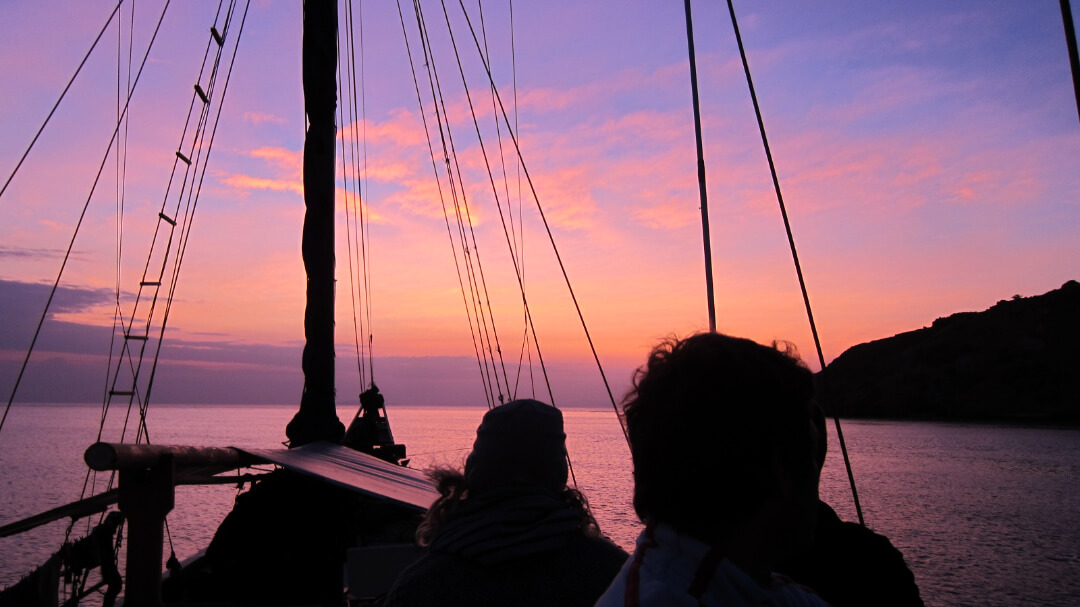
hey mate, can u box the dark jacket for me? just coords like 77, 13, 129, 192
776, 501, 924, 607
383, 489, 628, 606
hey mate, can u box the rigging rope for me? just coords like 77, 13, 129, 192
103, 0, 137, 437
505, 0, 537, 400
413, 0, 509, 406
476, 1, 523, 318
116, 0, 239, 451
0, 0, 174, 438
356, 0, 377, 384
470, 0, 537, 403
0, 0, 126, 202
454, 0, 629, 444
425, 0, 523, 406
437, 0, 520, 402
682, 0, 717, 333
397, 0, 499, 409
143, 0, 250, 424
72, 0, 246, 578
66, 0, 246, 536
1061, 0, 1080, 124
343, 0, 378, 388
76, 6, 249, 575
722, 0, 864, 526
443, 3, 580, 491
340, 0, 368, 388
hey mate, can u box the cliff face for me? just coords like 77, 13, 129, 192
821, 281, 1080, 423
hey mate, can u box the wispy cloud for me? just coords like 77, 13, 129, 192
0, 246, 72, 260
243, 112, 287, 125
222, 173, 303, 195
250, 147, 302, 173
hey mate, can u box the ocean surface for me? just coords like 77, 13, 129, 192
1, 403, 1078, 606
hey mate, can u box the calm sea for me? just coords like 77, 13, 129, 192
1, 404, 1078, 606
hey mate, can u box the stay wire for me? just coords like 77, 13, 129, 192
476, 1, 520, 283
1061, 0, 1080, 125
95, 0, 134, 495
84, 1, 141, 522
109, 0, 228, 452
418, 5, 509, 408
400, 0, 496, 408
439, 3, 556, 410
109, 0, 138, 435
82, 1, 239, 555
413, 1, 492, 397
476, 0, 529, 401
455, 0, 628, 444
71, 1, 139, 544
113, 2, 235, 558
464, 3, 577, 489
143, 0, 249, 426
438, 0, 515, 401
0, 0, 173, 438
682, 0, 717, 333
723, 0, 864, 526
458, 3, 579, 492
0, 0, 126, 202
114, 0, 234, 473
356, 0, 377, 382
415, 0, 507, 405
339, 0, 367, 387
131, 0, 236, 448
507, 0, 536, 400
114, 0, 218, 375
349, 0, 380, 384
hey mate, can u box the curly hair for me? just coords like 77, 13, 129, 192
415, 467, 600, 546
623, 332, 816, 540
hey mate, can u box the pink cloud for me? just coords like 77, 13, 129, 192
384, 176, 466, 221
632, 201, 697, 230
250, 147, 302, 174
243, 112, 287, 125
222, 173, 303, 195
342, 108, 428, 147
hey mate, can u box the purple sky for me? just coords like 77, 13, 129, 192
1, 1, 1078, 408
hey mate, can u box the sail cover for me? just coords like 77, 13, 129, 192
238, 441, 438, 512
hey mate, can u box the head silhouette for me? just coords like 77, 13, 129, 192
465, 398, 569, 493
623, 332, 819, 544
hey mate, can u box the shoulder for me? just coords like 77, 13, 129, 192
572, 533, 630, 567
791, 517, 924, 607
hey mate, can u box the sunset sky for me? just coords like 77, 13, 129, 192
1, 0, 1078, 408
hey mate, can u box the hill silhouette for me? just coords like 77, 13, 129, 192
821, 281, 1080, 423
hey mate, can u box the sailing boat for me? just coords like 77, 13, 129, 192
1, 1, 1078, 605
1, 1, 628, 604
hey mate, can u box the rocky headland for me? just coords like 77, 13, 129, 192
821, 281, 1080, 423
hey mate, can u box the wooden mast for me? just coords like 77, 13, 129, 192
288, 0, 345, 446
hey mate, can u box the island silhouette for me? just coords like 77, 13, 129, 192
822, 281, 1079, 424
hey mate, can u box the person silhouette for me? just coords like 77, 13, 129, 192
384, 398, 627, 607
597, 333, 828, 606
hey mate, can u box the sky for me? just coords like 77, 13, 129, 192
1, 0, 1078, 409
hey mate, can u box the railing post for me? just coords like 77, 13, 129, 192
116, 453, 175, 607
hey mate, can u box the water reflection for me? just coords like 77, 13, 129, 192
1, 404, 1077, 606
